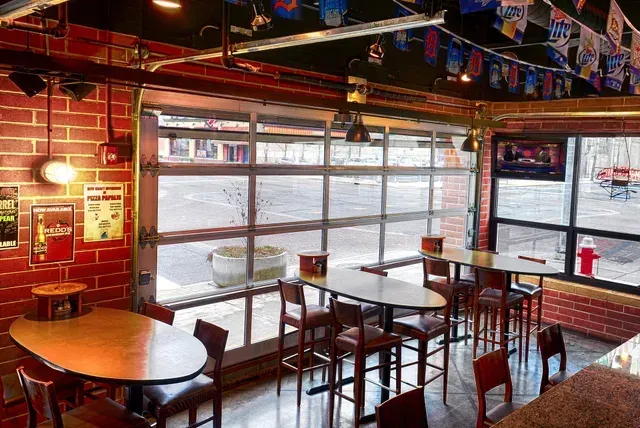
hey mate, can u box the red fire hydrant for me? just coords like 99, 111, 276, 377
577, 236, 601, 277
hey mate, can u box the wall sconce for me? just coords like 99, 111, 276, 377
40, 160, 77, 184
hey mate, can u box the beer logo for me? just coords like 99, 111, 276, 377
45, 220, 72, 241
274, 0, 298, 12
578, 36, 596, 67
501, 6, 524, 22
548, 19, 571, 47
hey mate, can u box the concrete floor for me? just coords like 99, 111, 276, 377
166, 327, 615, 428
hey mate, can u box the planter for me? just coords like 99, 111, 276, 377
210, 250, 288, 287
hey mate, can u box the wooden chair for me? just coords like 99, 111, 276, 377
140, 301, 176, 325
276, 279, 332, 407
511, 255, 546, 362
328, 298, 402, 428
472, 348, 523, 428
17, 367, 147, 428
538, 323, 571, 395
392, 258, 454, 403
459, 249, 499, 283
324, 267, 385, 325
472, 268, 524, 361
375, 385, 428, 428
144, 319, 228, 428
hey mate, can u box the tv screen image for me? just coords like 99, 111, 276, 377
493, 137, 567, 181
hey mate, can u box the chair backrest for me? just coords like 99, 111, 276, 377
330, 298, 364, 335
474, 267, 507, 296
17, 367, 63, 428
141, 301, 176, 325
473, 348, 513, 426
194, 319, 229, 382
538, 323, 567, 393
375, 386, 428, 428
422, 257, 451, 286
278, 279, 307, 318
360, 266, 388, 277
516, 255, 546, 284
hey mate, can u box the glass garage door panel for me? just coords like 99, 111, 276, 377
174, 299, 246, 351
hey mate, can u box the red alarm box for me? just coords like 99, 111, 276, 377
98, 143, 119, 165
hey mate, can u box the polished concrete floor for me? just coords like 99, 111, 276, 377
167, 328, 614, 428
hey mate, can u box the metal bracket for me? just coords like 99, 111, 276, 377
468, 206, 477, 214
140, 154, 160, 178
139, 226, 160, 249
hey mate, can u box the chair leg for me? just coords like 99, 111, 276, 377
525, 298, 532, 363
337, 349, 344, 393
276, 321, 285, 396
443, 333, 450, 404
500, 308, 508, 351
309, 328, 315, 382
189, 407, 197, 426
395, 345, 402, 395
536, 293, 543, 351
417, 340, 427, 386
328, 342, 337, 428
353, 352, 364, 428
213, 393, 223, 428
473, 302, 481, 360
490, 308, 497, 351
321, 327, 329, 382
519, 306, 524, 363
484, 306, 489, 353
378, 311, 385, 379
464, 291, 470, 345
296, 327, 305, 407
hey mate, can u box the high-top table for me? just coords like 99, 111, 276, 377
10, 307, 208, 415
296, 267, 447, 422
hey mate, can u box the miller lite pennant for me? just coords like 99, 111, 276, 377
467, 47, 484, 82
508, 61, 520, 94
554, 72, 565, 99
489, 55, 502, 89
501, 0, 534, 5
588, 73, 602, 93
319, 0, 348, 27
630, 31, 640, 95
547, 7, 572, 67
572, 0, 586, 14
565, 77, 572, 96
606, 0, 624, 54
272, 0, 303, 20
605, 52, 627, 91
393, 6, 413, 52
424, 27, 441, 67
524, 66, 536, 95
494, 5, 528, 44
446, 37, 463, 75
575, 26, 600, 82
543, 70, 554, 100
459, 0, 500, 14
225, 0, 248, 5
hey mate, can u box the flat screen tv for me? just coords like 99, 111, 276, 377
492, 136, 567, 181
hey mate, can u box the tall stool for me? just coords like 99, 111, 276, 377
472, 268, 524, 361
276, 279, 332, 407
538, 323, 571, 394
511, 255, 546, 362
392, 258, 454, 403
328, 298, 402, 428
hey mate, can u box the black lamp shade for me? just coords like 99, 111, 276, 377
461, 128, 481, 152
58, 80, 97, 102
345, 114, 371, 143
9, 72, 46, 98
251, 1, 273, 31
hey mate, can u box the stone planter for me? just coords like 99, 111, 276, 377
211, 250, 288, 287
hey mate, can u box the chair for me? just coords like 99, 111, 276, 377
459, 249, 499, 283
276, 279, 332, 407
140, 301, 176, 325
325, 267, 386, 325
392, 258, 454, 403
144, 319, 228, 428
328, 298, 402, 428
17, 367, 147, 428
375, 386, 428, 428
472, 268, 524, 361
538, 323, 571, 395
511, 255, 546, 362
472, 348, 523, 428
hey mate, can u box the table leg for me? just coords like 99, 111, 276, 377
128, 384, 144, 414
504, 275, 517, 357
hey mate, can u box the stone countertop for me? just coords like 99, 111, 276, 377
494, 333, 640, 428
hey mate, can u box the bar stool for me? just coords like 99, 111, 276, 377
276, 279, 332, 407
472, 268, 524, 361
511, 255, 546, 362
325, 267, 385, 325
459, 249, 499, 283
538, 323, 571, 395
472, 348, 523, 428
328, 298, 402, 428
375, 386, 428, 428
392, 258, 454, 403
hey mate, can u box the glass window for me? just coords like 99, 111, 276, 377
329, 176, 382, 218
384, 220, 428, 262
330, 124, 384, 166
575, 234, 640, 287
435, 135, 470, 168
496, 224, 566, 272
388, 129, 431, 167
174, 299, 246, 350
432, 216, 466, 248
328, 225, 380, 268
257, 116, 325, 165
256, 176, 323, 224
386, 175, 430, 214
496, 179, 572, 225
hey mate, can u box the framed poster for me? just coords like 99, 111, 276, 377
29, 203, 75, 266
0, 186, 19, 251
83, 184, 124, 242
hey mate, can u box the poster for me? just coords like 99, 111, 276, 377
547, 7, 572, 67
543, 69, 554, 100
572, 0, 586, 14
272, 0, 303, 20
606, 0, 624, 53
630, 31, 640, 95
459, 0, 500, 14
525, 66, 537, 95
554, 72, 565, 99
30, 203, 75, 266
575, 26, 600, 82
319, 0, 347, 27
84, 184, 124, 242
494, 5, 528, 44
467, 46, 484, 82
489, 55, 502, 89
508, 61, 520, 94
393, 6, 413, 52
0, 186, 19, 251
424, 27, 441, 67
605, 52, 626, 91
446, 37, 463, 75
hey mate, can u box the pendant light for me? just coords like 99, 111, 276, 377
461, 118, 481, 153
250, 0, 273, 32
368, 35, 385, 62
345, 113, 371, 143
153, 0, 181, 8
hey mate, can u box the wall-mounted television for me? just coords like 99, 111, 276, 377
492, 136, 567, 181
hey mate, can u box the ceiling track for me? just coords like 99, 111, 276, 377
0, 0, 68, 21
494, 111, 640, 121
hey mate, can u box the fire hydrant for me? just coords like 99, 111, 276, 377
577, 236, 601, 277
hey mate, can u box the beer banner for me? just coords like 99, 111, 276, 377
573, 0, 586, 14
424, 27, 441, 67
606, 0, 624, 54
605, 52, 626, 91
565, 76, 573, 96
272, 0, 303, 20
630, 31, 640, 94
446, 37, 463, 75
0, 186, 19, 251
319, 0, 347, 27
554, 72, 565, 99
524, 66, 537, 95
84, 184, 124, 242
30, 203, 75, 266
547, 7, 572, 67
489, 55, 502, 89
543, 69, 554, 100
494, 5, 528, 44
467, 46, 484, 82
589, 73, 602, 93
508, 61, 520, 93
575, 26, 600, 82
501, 0, 534, 5
393, 6, 413, 52
459, 0, 500, 14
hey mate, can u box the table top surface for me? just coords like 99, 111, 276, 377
295, 267, 447, 311
10, 307, 207, 385
31, 282, 88, 296
420, 247, 559, 276
494, 333, 640, 428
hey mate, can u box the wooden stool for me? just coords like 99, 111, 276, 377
375, 386, 428, 428
472, 348, 523, 428
276, 279, 332, 407
511, 255, 546, 362
538, 323, 571, 395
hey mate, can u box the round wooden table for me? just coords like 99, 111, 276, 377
10, 307, 207, 415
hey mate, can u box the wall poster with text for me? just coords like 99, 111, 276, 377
30, 203, 75, 266
84, 184, 124, 242
0, 186, 19, 251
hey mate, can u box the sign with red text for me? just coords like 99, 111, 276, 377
30, 204, 75, 266
84, 184, 124, 242
0, 186, 19, 251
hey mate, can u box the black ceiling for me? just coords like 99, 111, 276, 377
15, 0, 640, 101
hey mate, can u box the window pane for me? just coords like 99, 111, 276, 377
575, 234, 640, 287
432, 216, 466, 248
496, 179, 571, 225
434, 176, 468, 210
435, 135, 470, 168
388, 129, 431, 167
496, 224, 566, 272
174, 299, 246, 350
386, 176, 430, 214
329, 176, 382, 218
158, 176, 249, 232
256, 176, 323, 224
384, 220, 428, 261
157, 238, 248, 303
328, 225, 380, 268
253, 230, 322, 284
330, 123, 384, 166
257, 116, 325, 165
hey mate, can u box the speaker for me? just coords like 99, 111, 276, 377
8, 72, 47, 97
58, 80, 97, 102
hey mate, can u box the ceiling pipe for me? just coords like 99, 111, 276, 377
493, 111, 640, 121
0, 0, 68, 21
1, 2, 68, 38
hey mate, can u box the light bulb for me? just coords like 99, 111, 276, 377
41, 161, 77, 184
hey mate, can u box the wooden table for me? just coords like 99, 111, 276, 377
493, 333, 640, 428
10, 307, 208, 415
296, 267, 447, 422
